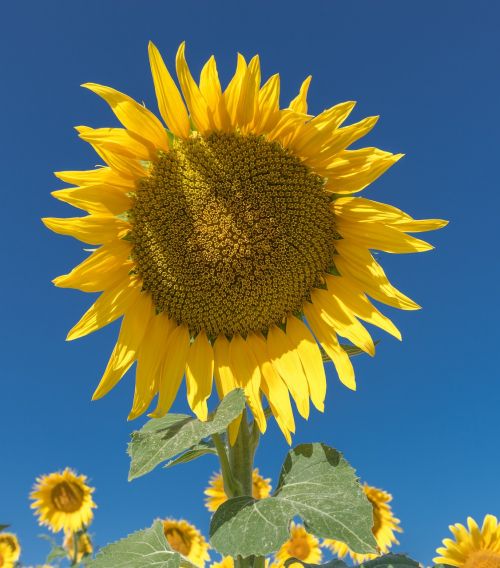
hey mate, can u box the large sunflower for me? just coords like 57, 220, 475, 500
30, 468, 96, 533
205, 468, 272, 512
162, 519, 210, 567
273, 523, 322, 566
434, 514, 500, 568
324, 483, 402, 563
0, 533, 21, 568
44, 42, 446, 440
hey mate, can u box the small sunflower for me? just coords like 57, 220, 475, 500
63, 531, 93, 563
44, 42, 446, 440
273, 523, 322, 566
211, 559, 235, 568
0, 533, 21, 568
434, 514, 500, 568
205, 468, 272, 511
162, 519, 210, 567
324, 483, 402, 563
30, 468, 96, 533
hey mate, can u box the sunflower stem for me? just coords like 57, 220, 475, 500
212, 432, 240, 497
227, 410, 264, 568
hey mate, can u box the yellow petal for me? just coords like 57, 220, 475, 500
55, 167, 133, 189
93, 292, 153, 400
150, 324, 190, 417
291, 101, 356, 156
311, 116, 379, 166
75, 128, 146, 179
129, 313, 177, 419
304, 302, 356, 390
200, 56, 231, 131
148, 42, 191, 138
253, 74, 280, 134
285, 316, 327, 412
77, 126, 156, 161
42, 215, 130, 244
248, 332, 295, 442
214, 334, 242, 444
213, 334, 237, 398
229, 334, 266, 432
337, 218, 434, 253
310, 288, 375, 356
67, 278, 140, 340
224, 53, 247, 128
289, 75, 312, 114
53, 241, 132, 292
266, 325, 310, 419
186, 330, 214, 421
325, 274, 401, 340
51, 185, 132, 216
334, 241, 420, 310
175, 42, 212, 133
325, 151, 403, 194
82, 83, 168, 151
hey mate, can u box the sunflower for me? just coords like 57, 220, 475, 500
30, 468, 96, 533
272, 523, 322, 566
63, 531, 93, 563
162, 519, 210, 567
324, 483, 402, 563
211, 558, 235, 568
205, 467, 272, 511
434, 514, 500, 568
44, 42, 446, 440
0, 533, 21, 568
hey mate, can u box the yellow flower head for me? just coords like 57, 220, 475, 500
211, 558, 235, 568
44, 42, 446, 440
205, 468, 272, 512
30, 468, 96, 533
63, 531, 93, 563
273, 523, 322, 566
0, 533, 21, 568
434, 514, 500, 568
324, 483, 402, 563
162, 519, 210, 567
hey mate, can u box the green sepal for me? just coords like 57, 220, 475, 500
128, 389, 245, 480
210, 443, 376, 557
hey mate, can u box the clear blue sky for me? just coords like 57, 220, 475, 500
1, 0, 498, 565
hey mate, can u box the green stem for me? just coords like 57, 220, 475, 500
212, 432, 240, 497
223, 410, 263, 568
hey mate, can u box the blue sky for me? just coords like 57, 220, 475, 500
1, 0, 499, 565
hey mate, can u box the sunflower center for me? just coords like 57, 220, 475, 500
464, 551, 500, 568
164, 528, 191, 556
131, 132, 337, 337
288, 540, 311, 560
51, 481, 84, 513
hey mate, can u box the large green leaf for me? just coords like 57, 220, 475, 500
284, 554, 420, 568
164, 441, 217, 468
87, 520, 197, 568
0, 524, 9, 532
128, 389, 245, 480
210, 443, 377, 557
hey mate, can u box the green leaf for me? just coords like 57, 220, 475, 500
0, 524, 9, 532
361, 555, 420, 568
210, 443, 377, 557
86, 520, 196, 568
284, 555, 420, 568
46, 545, 68, 562
128, 389, 245, 480
164, 441, 217, 469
